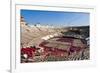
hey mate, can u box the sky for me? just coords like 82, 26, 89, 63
21, 9, 90, 27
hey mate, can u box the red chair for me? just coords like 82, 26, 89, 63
21, 48, 36, 59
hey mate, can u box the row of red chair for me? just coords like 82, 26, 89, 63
42, 45, 82, 56
41, 46, 68, 57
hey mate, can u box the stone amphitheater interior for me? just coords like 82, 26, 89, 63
20, 16, 90, 63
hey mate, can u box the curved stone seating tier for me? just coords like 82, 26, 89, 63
39, 41, 48, 47
56, 38, 73, 43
